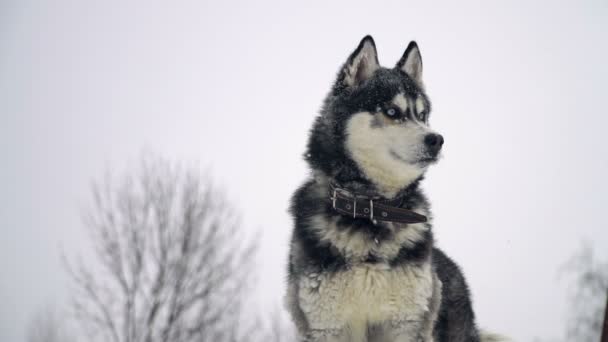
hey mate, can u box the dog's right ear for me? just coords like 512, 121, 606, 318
334, 35, 380, 91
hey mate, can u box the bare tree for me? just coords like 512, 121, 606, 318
561, 242, 608, 342
26, 305, 74, 342
65, 156, 258, 342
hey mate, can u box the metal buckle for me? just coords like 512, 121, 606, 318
330, 187, 372, 220
331, 189, 337, 209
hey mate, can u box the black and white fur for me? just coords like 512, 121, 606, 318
285, 36, 505, 342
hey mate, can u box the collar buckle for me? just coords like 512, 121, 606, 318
331, 189, 337, 210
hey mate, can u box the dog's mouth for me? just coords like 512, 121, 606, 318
389, 149, 438, 165
416, 156, 439, 164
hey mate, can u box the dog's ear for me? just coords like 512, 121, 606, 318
396, 41, 423, 84
336, 35, 380, 90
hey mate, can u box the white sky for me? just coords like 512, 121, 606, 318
1, 1, 607, 341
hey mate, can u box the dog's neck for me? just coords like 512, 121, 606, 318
330, 168, 424, 202
307, 172, 432, 265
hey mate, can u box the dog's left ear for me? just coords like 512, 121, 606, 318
396, 41, 423, 84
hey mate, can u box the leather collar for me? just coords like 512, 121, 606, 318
328, 183, 427, 224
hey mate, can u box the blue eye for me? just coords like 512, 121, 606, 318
418, 109, 428, 120
386, 108, 396, 116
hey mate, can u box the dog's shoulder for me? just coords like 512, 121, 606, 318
431, 247, 469, 291
432, 247, 482, 341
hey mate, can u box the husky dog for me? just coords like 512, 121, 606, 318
285, 36, 503, 342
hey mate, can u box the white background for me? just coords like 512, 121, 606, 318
1, 1, 607, 341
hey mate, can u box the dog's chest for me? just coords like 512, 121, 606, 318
298, 262, 434, 334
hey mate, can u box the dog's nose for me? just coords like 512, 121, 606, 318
424, 133, 444, 155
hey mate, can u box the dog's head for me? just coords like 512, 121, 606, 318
307, 36, 443, 198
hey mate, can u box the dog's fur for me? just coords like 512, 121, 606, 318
285, 36, 503, 342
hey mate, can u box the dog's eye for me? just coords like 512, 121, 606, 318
417, 109, 428, 121
385, 108, 398, 117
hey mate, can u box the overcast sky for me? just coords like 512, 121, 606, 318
1, 0, 607, 341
